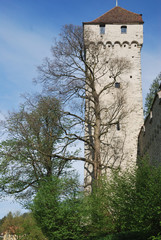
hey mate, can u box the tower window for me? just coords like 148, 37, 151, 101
115, 82, 120, 88
121, 26, 127, 34
100, 24, 105, 34
117, 122, 120, 131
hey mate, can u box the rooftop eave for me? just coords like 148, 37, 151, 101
83, 7, 144, 25
83, 21, 144, 25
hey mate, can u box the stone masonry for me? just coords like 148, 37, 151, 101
138, 88, 161, 164
84, 6, 144, 186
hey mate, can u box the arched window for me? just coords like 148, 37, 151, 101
121, 26, 127, 34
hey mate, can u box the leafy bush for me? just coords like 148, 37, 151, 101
82, 179, 116, 238
31, 157, 161, 239
97, 231, 150, 240
31, 176, 86, 240
104, 158, 161, 234
0, 211, 46, 240
85, 157, 161, 238
149, 233, 161, 240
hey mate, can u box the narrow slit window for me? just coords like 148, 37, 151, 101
100, 24, 105, 34
121, 26, 127, 34
150, 111, 152, 119
115, 82, 120, 88
117, 122, 120, 131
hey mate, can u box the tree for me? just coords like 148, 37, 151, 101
36, 24, 131, 188
98, 157, 161, 236
31, 156, 161, 240
80, 157, 161, 239
144, 72, 161, 116
31, 176, 85, 240
0, 94, 72, 200
1, 212, 46, 240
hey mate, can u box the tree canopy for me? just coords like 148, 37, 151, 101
0, 211, 46, 240
31, 176, 84, 240
36, 24, 131, 189
0, 94, 72, 201
31, 156, 161, 240
144, 72, 161, 116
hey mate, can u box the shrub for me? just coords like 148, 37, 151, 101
31, 176, 86, 240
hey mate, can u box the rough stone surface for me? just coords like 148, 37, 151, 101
138, 91, 161, 164
84, 10, 144, 187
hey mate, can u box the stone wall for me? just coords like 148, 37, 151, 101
84, 24, 144, 158
83, 24, 143, 45
138, 90, 161, 164
84, 22, 144, 190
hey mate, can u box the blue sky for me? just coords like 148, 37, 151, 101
0, 0, 161, 218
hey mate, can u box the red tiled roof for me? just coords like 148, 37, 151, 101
84, 7, 144, 24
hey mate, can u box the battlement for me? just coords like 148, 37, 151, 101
85, 40, 142, 48
84, 24, 143, 46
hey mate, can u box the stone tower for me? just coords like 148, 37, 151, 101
83, 6, 144, 189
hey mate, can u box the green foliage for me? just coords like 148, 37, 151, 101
144, 72, 161, 116
82, 179, 115, 238
150, 233, 161, 240
97, 231, 150, 240
31, 176, 85, 240
104, 158, 161, 234
83, 157, 161, 238
11, 155, 160, 239
0, 211, 46, 240
0, 94, 71, 201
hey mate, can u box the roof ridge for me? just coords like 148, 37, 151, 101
83, 6, 144, 24
98, 6, 142, 19
92, 6, 119, 22
118, 6, 142, 16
